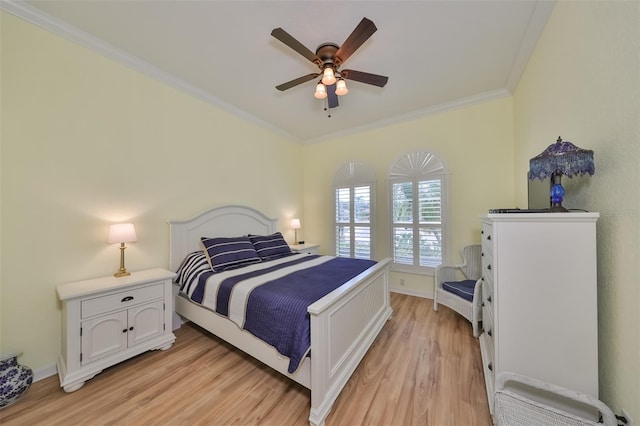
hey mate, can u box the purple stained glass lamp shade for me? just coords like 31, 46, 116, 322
529, 137, 595, 212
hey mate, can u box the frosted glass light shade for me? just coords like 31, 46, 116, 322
108, 223, 137, 243
322, 67, 336, 85
314, 83, 327, 99
290, 219, 301, 230
335, 79, 348, 96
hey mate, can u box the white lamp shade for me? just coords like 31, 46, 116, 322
335, 79, 349, 96
322, 67, 336, 85
108, 223, 137, 243
290, 219, 301, 230
314, 83, 327, 99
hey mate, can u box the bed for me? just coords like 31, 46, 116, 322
169, 205, 392, 426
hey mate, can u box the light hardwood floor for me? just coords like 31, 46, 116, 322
0, 293, 491, 425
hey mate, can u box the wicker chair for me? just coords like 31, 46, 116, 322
495, 372, 617, 426
433, 244, 482, 337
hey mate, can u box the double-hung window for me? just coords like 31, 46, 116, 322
334, 162, 375, 259
389, 152, 447, 273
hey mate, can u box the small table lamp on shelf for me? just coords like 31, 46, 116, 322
291, 218, 301, 244
108, 223, 137, 277
529, 136, 595, 212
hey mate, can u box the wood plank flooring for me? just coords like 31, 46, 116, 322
0, 293, 491, 425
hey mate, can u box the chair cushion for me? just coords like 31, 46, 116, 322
442, 279, 477, 302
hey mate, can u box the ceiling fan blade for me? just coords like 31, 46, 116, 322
271, 28, 321, 65
327, 83, 339, 108
341, 69, 389, 87
276, 73, 319, 91
335, 17, 377, 65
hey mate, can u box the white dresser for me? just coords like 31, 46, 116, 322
479, 213, 599, 418
57, 268, 176, 392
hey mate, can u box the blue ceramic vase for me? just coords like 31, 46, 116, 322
0, 353, 33, 408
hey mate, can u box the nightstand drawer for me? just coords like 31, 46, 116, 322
81, 284, 164, 319
290, 243, 319, 255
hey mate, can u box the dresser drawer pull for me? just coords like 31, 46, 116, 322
488, 362, 493, 371
488, 329, 493, 337
487, 296, 492, 303
122, 328, 127, 333
487, 235, 491, 240
487, 264, 492, 270
121, 296, 134, 303
129, 326, 134, 331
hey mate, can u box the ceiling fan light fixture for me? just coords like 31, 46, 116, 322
314, 82, 327, 99
335, 79, 349, 96
322, 67, 336, 86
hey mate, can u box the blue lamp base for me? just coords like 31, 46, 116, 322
550, 172, 568, 212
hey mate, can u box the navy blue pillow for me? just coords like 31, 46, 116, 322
200, 236, 262, 272
248, 232, 292, 260
442, 279, 477, 302
173, 251, 213, 292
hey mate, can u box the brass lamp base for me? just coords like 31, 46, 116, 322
114, 243, 131, 278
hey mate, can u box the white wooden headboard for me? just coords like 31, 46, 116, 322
168, 205, 277, 271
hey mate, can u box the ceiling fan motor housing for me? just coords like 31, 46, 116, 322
316, 42, 340, 68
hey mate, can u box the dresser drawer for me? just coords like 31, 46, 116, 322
481, 222, 493, 255
482, 275, 494, 302
482, 250, 494, 282
81, 283, 164, 318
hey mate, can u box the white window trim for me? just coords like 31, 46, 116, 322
387, 151, 450, 276
333, 161, 376, 259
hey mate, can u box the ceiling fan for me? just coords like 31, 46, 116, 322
271, 17, 389, 110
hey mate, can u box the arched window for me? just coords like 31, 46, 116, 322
388, 151, 448, 274
334, 161, 375, 259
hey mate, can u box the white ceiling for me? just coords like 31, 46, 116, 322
5, 0, 555, 143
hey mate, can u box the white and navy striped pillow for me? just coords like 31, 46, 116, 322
201, 236, 262, 272
173, 251, 211, 292
249, 232, 292, 260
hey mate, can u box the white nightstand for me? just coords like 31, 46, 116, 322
290, 243, 320, 255
56, 268, 176, 392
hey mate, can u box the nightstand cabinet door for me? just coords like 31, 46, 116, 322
81, 311, 128, 365
127, 300, 164, 346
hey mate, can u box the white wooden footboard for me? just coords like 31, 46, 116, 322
308, 258, 392, 426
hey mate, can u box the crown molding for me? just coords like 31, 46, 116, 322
0, 0, 299, 142
506, 1, 556, 91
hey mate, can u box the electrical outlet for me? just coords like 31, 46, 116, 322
621, 409, 634, 426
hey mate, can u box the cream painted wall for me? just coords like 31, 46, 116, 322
302, 98, 515, 296
513, 1, 639, 419
1, 12, 303, 373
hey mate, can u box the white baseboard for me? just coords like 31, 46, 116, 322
33, 363, 57, 383
389, 286, 432, 299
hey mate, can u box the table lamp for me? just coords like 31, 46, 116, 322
291, 219, 301, 244
529, 137, 595, 212
108, 223, 137, 277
